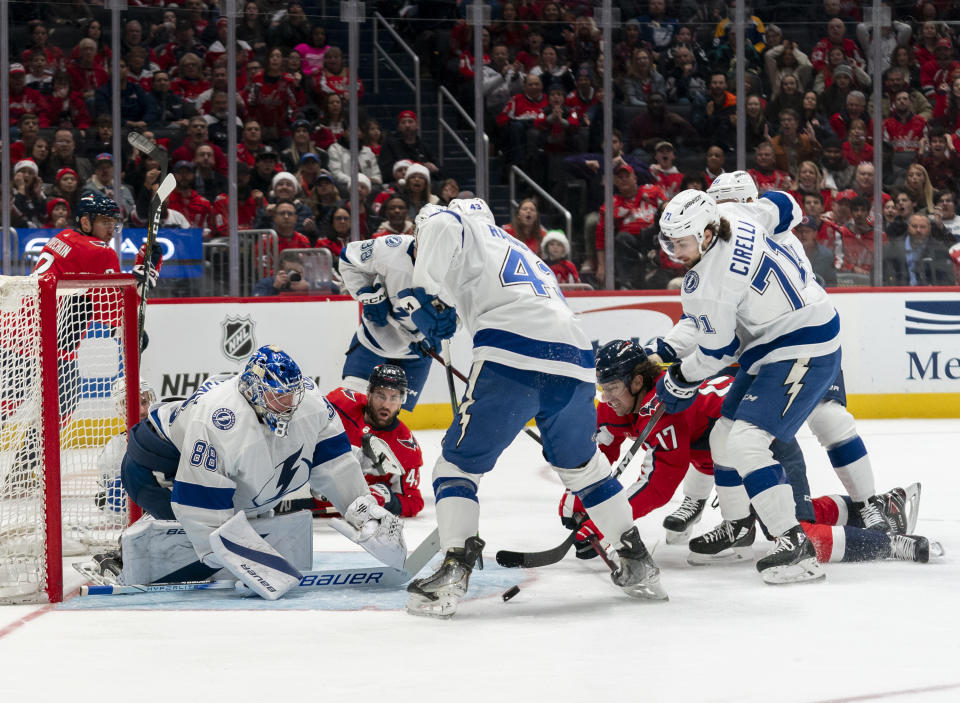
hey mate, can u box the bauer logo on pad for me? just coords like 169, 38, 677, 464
221, 314, 257, 361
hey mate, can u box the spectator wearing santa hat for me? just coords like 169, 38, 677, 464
398, 163, 439, 220
540, 230, 580, 285
378, 110, 439, 182
12, 159, 47, 227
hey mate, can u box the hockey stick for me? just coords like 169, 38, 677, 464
127, 130, 169, 176
81, 528, 440, 596
495, 403, 666, 569
440, 339, 459, 414
419, 343, 543, 446
137, 173, 176, 354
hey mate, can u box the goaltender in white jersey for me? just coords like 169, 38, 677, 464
113, 345, 405, 599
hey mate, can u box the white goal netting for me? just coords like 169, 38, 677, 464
0, 274, 137, 603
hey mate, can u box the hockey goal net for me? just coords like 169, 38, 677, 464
0, 273, 140, 604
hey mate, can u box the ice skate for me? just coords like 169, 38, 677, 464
888, 534, 943, 563
611, 526, 668, 601
687, 516, 756, 565
72, 550, 123, 586
853, 495, 889, 532
880, 483, 921, 535
757, 525, 824, 585
662, 496, 706, 545
406, 536, 484, 619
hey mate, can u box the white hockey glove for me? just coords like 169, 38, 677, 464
208, 512, 303, 600
361, 433, 404, 476
330, 495, 407, 570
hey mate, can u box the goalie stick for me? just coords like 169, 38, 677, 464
80, 528, 441, 596
495, 404, 667, 568
137, 172, 176, 353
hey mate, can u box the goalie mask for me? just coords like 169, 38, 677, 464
239, 345, 305, 437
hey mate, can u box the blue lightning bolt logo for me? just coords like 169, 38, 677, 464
782, 359, 809, 417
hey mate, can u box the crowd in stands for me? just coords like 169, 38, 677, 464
5, 0, 960, 291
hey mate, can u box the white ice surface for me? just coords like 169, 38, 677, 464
1, 420, 958, 702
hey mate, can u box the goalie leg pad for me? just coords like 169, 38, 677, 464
209, 512, 302, 600
119, 511, 312, 587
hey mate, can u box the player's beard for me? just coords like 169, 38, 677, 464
366, 406, 399, 430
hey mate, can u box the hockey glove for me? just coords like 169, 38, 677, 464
397, 287, 457, 342
643, 336, 678, 365
558, 490, 586, 531
133, 242, 163, 294
573, 519, 605, 560
369, 482, 402, 515
357, 283, 391, 327
656, 362, 699, 414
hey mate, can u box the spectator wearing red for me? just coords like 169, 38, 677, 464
315, 206, 352, 260
170, 53, 211, 105
838, 196, 885, 275
790, 160, 835, 213
10, 113, 39, 163
270, 201, 312, 253
497, 73, 548, 166
236, 119, 268, 167
564, 66, 599, 115
869, 66, 932, 121
810, 18, 865, 73
492, 2, 528, 54
649, 141, 683, 198
8, 64, 48, 127
126, 47, 156, 93
167, 160, 213, 234
748, 141, 791, 194
378, 111, 439, 182
829, 90, 872, 141
933, 75, 960, 134
312, 92, 347, 151
315, 47, 364, 99
917, 127, 960, 194
503, 198, 547, 254
841, 119, 873, 165
213, 163, 257, 237
246, 47, 304, 143
533, 85, 581, 155
882, 91, 927, 154
540, 230, 580, 284
44, 196, 72, 229
920, 37, 960, 99
515, 27, 544, 72
66, 39, 109, 99
809, 191, 853, 270
156, 19, 206, 72
458, 27, 491, 80
22, 21, 65, 72
913, 21, 941, 68
172, 116, 228, 175
594, 163, 666, 286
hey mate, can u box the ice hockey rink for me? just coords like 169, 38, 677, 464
1, 419, 958, 703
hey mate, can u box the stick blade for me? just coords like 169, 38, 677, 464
126, 131, 153, 152
156, 173, 177, 201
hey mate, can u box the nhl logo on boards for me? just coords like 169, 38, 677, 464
682, 271, 699, 294
212, 407, 236, 430
221, 314, 257, 361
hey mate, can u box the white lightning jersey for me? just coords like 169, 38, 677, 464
413, 209, 594, 382
148, 375, 368, 562
339, 234, 422, 359
673, 203, 840, 381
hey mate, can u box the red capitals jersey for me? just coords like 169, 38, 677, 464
32, 228, 120, 278
749, 168, 792, 194
213, 192, 257, 237
245, 72, 304, 137
167, 189, 213, 230
882, 114, 927, 153
595, 184, 666, 251
651, 167, 684, 198
597, 374, 732, 520
496, 93, 549, 127
323, 388, 424, 517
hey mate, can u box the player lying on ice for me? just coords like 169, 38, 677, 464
559, 340, 940, 569
401, 198, 667, 620
78, 345, 406, 600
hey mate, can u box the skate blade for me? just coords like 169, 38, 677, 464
686, 546, 754, 566
904, 482, 921, 534
664, 527, 693, 545
620, 582, 669, 601
761, 557, 825, 585
71, 561, 116, 586
928, 540, 944, 559
405, 591, 460, 619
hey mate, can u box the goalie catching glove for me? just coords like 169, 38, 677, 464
328, 494, 407, 570
133, 242, 163, 295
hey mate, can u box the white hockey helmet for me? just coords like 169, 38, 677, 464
658, 189, 719, 258
706, 170, 758, 203
413, 202, 446, 237
112, 376, 158, 418
447, 197, 496, 226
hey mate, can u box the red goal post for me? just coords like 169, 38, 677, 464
0, 273, 141, 604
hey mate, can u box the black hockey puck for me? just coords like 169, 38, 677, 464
502, 585, 521, 602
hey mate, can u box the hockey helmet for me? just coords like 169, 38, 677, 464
239, 345, 305, 437
111, 376, 158, 419
76, 193, 121, 220
706, 170, 758, 203
658, 189, 718, 258
413, 203, 446, 237
368, 364, 408, 403
595, 340, 647, 388
448, 197, 496, 226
